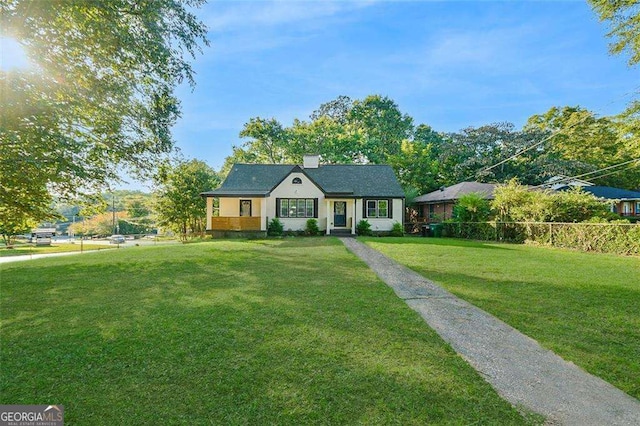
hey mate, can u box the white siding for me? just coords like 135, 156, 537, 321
268, 172, 326, 231
356, 198, 404, 232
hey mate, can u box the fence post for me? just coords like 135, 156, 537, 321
549, 223, 553, 245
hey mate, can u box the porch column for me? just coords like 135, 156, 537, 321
351, 198, 356, 235
260, 197, 267, 231
206, 197, 214, 230
326, 199, 331, 235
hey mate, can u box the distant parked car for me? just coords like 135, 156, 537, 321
109, 235, 126, 244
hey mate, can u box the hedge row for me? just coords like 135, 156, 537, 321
442, 222, 640, 256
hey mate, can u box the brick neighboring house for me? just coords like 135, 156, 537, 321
413, 182, 497, 224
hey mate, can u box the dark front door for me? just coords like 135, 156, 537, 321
334, 201, 346, 227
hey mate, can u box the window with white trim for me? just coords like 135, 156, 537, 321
366, 199, 389, 218
279, 199, 315, 218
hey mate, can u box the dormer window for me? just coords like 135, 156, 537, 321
292, 177, 302, 184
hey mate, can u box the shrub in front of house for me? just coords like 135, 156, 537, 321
390, 222, 404, 237
305, 219, 320, 236
356, 220, 372, 236
267, 218, 284, 236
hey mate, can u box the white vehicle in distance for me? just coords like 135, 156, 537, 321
109, 235, 126, 244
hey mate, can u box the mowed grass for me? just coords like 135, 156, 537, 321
0, 238, 540, 425
363, 237, 640, 400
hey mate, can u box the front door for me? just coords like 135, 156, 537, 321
334, 201, 346, 227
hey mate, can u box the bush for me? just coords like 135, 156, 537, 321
356, 220, 372, 236
444, 220, 640, 255
453, 193, 491, 222
267, 218, 283, 236
390, 222, 404, 237
491, 180, 610, 223
305, 219, 320, 236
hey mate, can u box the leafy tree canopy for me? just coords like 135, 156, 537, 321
0, 0, 208, 226
154, 159, 220, 240
589, 0, 640, 66
589, 1, 640, 151
224, 95, 640, 200
526, 106, 640, 188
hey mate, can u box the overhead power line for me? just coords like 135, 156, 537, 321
471, 86, 639, 181
532, 157, 640, 189
474, 113, 595, 178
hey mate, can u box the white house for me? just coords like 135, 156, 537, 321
201, 155, 405, 236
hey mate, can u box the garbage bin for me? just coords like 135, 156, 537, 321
431, 223, 443, 238
421, 224, 430, 237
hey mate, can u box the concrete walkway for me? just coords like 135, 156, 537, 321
340, 238, 640, 426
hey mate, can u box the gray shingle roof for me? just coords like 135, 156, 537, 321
414, 182, 497, 203
201, 163, 405, 198
576, 186, 640, 200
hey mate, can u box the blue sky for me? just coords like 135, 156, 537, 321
149, 0, 636, 188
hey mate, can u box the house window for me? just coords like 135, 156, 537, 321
292, 177, 302, 184
366, 199, 389, 218
623, 202, 632, 215
240, 200, 252, 217
212, 198, 220, 217
636, 202, 640, 214
278, 198, 316, 218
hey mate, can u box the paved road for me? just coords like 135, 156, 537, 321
341, 237, 640, 426
0, 239, 179, 264
0, 250, 101, 264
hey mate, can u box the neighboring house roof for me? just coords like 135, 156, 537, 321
543, 175, 594, 190
567, 186, 640, 200
414, 182, 497, 203
201, 163, 405, 198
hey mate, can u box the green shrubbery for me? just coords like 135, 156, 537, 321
305, 219, 320, 236
356, 220, 372, 236
443, 220, 639, 255
390, 222, 404, 237
442, 180, 640, 255
491, 180, 610, 223
267, 218, 284, 236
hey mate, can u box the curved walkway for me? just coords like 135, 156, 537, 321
340, 238, 640, 425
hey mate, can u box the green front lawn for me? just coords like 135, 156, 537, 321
1, 238, 539, 425
363, 237, 640, 400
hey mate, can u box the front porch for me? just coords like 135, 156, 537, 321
210, 217, 262, 231
325, 199, 356, 236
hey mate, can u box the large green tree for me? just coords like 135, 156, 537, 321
434, 123, 552, 186
589, 0, 640, 66
526, 106, 640, 188
154, 159, 220, 240
589, 0, 640, 160
346, 95, 414, 163
0, 0, 208, 230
